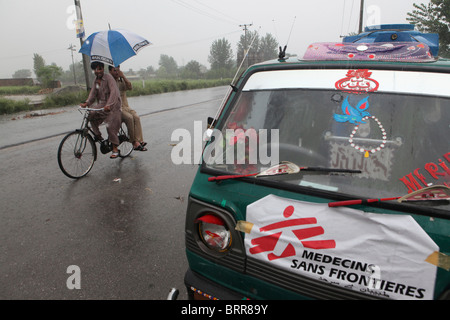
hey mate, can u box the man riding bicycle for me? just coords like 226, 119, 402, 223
80, 61, 122, 159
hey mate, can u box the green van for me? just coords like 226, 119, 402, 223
184, 25, 450, 300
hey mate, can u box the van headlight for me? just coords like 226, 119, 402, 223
195, 214, 232, 252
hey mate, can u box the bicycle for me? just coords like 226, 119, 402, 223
57, 107, 133, 179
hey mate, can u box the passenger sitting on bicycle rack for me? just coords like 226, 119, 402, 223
80, 61, 122, 159
109, 65, 148, 151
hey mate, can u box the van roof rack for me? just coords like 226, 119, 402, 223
343, 24, 439, 57
302, 42, 433, 62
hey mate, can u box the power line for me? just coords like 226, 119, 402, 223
0, 48, 67, 60
340, 0, 346, 37
151, 30, 241, 49
347, 0, 355, 35
192, 0, 242, 25
170, 0, 239, 26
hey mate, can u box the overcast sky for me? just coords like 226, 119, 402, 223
0, 0, 427, 78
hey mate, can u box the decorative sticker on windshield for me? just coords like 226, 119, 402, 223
333, 70, 387, 158
333, 96, 387, 158
334, 96, 371, 125
335, 69, 379, 94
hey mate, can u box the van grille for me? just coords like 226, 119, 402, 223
185, 233, 246, 273
246, 257, 385, 300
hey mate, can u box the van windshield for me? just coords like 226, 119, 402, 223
205, 84, 450, 206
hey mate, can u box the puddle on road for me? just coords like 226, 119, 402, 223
10, 110, 66, 120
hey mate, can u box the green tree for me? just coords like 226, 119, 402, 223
237, 30, 260, 67
180, 60, 203, 79
407, 0, 450, 57
157, 54, 178, 79
209, 38, 234, 70
237, 32, 279, 65
259, 33, 279, 61
60, 61, 85, 85
36, 64, 63, 88
138, 66, 155, 79
33, 53, 45, 78
32, 53, 64, 87
12, 69, 32, 78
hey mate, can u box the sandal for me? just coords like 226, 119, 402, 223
134, 145, 148, 151
110, 151, 120, 159
141, 141, 147, 147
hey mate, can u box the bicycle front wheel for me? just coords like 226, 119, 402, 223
57, 131, 96, 179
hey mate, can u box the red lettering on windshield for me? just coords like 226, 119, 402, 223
399, 152, 450, 193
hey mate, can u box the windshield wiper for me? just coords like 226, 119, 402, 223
328, 185, 450, 207
208, 161, 361, 182
299, 167, 362, 174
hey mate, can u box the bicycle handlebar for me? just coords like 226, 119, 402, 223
78, 107, 105, 112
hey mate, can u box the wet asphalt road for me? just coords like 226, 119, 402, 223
0, 86, 228, 299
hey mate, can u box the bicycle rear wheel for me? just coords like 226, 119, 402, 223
58, 131, 96, 179
118, 123, 133, 158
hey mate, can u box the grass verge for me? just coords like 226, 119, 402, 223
0, 79, 231, 115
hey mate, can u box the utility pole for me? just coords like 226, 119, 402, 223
358, 0, 365, 34
68, 44, 77, 85
239, 23, 252, 68
74, 0, 91, 91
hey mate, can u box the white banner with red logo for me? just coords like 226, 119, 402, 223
244, 195, 438, 300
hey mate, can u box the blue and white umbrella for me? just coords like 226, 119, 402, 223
79, 29, 151, 67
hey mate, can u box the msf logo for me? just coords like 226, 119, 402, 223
249, 206, 336, 261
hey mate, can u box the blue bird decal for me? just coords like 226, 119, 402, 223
334, 97, 371, 125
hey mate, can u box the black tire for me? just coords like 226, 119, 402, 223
118, 123, 133, 158
57, 131, 96, 179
